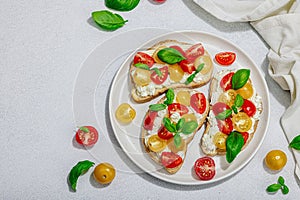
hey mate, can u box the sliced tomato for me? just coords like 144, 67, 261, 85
212, 102, 230, 115
241, 99, 256, 117
190, 93, 206, 114
158, 126, 174, 140
143, 111, 158, 130
241, 132, 249, 144
168, 103, 189, 116
75, 126, 98, 146
185, 43, 205, 62
133, 52, 155, 67
150, 66, 168, 85
220, 72, 234, 91
170, 45, 186, 58
194, 156, 216, 180
217, 118, 233, 135
215, 52, 236, 66
161, 152, 183, 168
179, 60, 196, 74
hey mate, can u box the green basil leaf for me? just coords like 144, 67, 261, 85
185, 73, 196, 85
163, 117, 176, 133
174, 133, 182, 148
278, 176, 285, 185
234, 94, 244, 108
216, 109, 232, 120
79, 126, 89, 133
231, 105, 238, 114
164, 89, 175, 105
68, 160, 95, 191
176, 118, 185, 132
105, 0, 140, 11
282, 185, 289, 194
92, 10, 128, 31
289, 135, 300, 150
157, 48, 185, 64
266, 184, 281, 193
134, 63, 150, 70
196, 63, 205, 73
149, 104, 167, 111
226, 131, 244, 163
181, 121, 198, 135
151, 67, 162, 77
232, 69, 250, 90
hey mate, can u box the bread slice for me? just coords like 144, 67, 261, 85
141, 88, 210, 174
201, 69, 263, 157
130, 40, 214, 103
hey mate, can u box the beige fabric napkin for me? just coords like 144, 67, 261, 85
194, 0, 300, 179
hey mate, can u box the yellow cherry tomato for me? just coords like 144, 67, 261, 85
115, 103, 136, 124
181, 113, 198, 123
152, 45, 167, 64
194, 54, 213, 75
236, 82, 254, 99
169, 63, 184, 82
213, 132, 228, 151
265, 150, 287, 171
176, 90, 191, 106
167, 137, 186, 153
147, 134, 167, 152
93, 163, 116, 184
232, 112, 252, 132
132, 68, 151, 86
218, 89, 237, 107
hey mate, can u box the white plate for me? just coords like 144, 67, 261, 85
108, 30, 270, 185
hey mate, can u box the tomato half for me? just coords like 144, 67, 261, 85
220, 72, 234, 91
133, 52, 155, 67
161, 152, 183, 168
168, 103, 189, 116
158, 126, 174, 140
75, 126, 99, 146
194, 156, 216, 180
147, 134, 167, 152
190, 93, 206, 114
150, 66, 168, 85
212, 102, 230, 115
217, 118, 233, 135
241, 99, 256, 117
143, 111, 158, 130
232, 112, 252, 132
185, 43, 205, 62
241, 132, 249, 144
215, 52, 236, 66
170, 45, 186, 58
179, 60, 196, 74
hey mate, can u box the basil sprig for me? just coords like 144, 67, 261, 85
149, 104, 167, 111
164, 89, 175, 105
105, 0, 140, 11
157, 48, 186, 64
231, 69, 250, 90
216, 94, 244, 119
185, 63, 205, 85
152, 67, 162, 77
134, 63, 150, 70
266, 176, 289, 195
92, 10, 128, 31
226, 131, 244, 163
215, 109, 232, 120
68, 160, 95, 191
289, 135, 300, 150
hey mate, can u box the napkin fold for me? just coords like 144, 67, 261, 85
194, 0, 300, 180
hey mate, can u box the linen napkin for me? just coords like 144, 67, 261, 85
193, 0, 300, 180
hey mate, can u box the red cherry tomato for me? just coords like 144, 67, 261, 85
158, 126, 174, 140
212, 102, 230, 115
179, 60, 195, 74
217, 118, 233, 135
220, 72, 234, 91
170, 45, 186, 58
241, 99, 256, 117
241, 132, 249, 144
185, 43, 205, 62
143, 111, 158, 130
150, 66, 168, 85
190, 93, 206, 114
133, 52, 155, 67
75, 126, 98, 146
168, 103, 189, 116
194, 156, 216, 180
215, 52, 236, 66
153, 0, 166, 3
161, 152, 183, 168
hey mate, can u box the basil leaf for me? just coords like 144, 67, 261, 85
278, 176, 285, 185
164, 89, 175, 105
68, 160, 95, 191
176, 118, 185, 132
234, 94, 244, 107
185, 73, 196, 85
92, 10, 128, 31
289, 135, 300, 150
196, 63, 204, 73
163, 117, 176, 133
151, 67, 162, 77
231, 69, 250, 90
174, 133, 182, 148
105, 0, 140, 11
231, 105, 238, 114
157, 48, 185, 64
134, 63, 150, 70
181, 121, 198, 135
216, 109, 232, 120
149, 104, 167, 111
79, 126, 89, 133
266, 184, 281, 193
282, 185, 289, 194
226, 131, 244, 163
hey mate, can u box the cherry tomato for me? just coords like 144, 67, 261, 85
170, 45, 186, 58
215, 52, 236, 66
158, 126, 174, 140
236, 82, 254, 99
190, 93, 206, 114
220, 72, 234, 91
217, 118, 233, 135
169, 64, 184, 82
133, 52, 155, 67
150, 66, 168, 85
93, 163, 116, 184
232, 112, 252, 132
176, 90, 191, 106
212, 102, 230, 116
241, 99, 256, 117
143, 111, 158, 130
161, 152, 183, 168
168, 103, 189, 116
241, 132, 249, 144
194, 156, 216, 180
147, 134, 167, 152
115, 103, 136, 124
75, 126, 98, 146
179, 60, 196, 74
182, 113, 197, 122
218, 89, 237, 107
194, 54, 213, 75
213, 132, 228, 151
132, 68, 151, 86
167, 137, 186, 153
185, 43, 205, 62
152, 45, 167, 64
265, 150, 287, 171
153, 0, 166, 3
